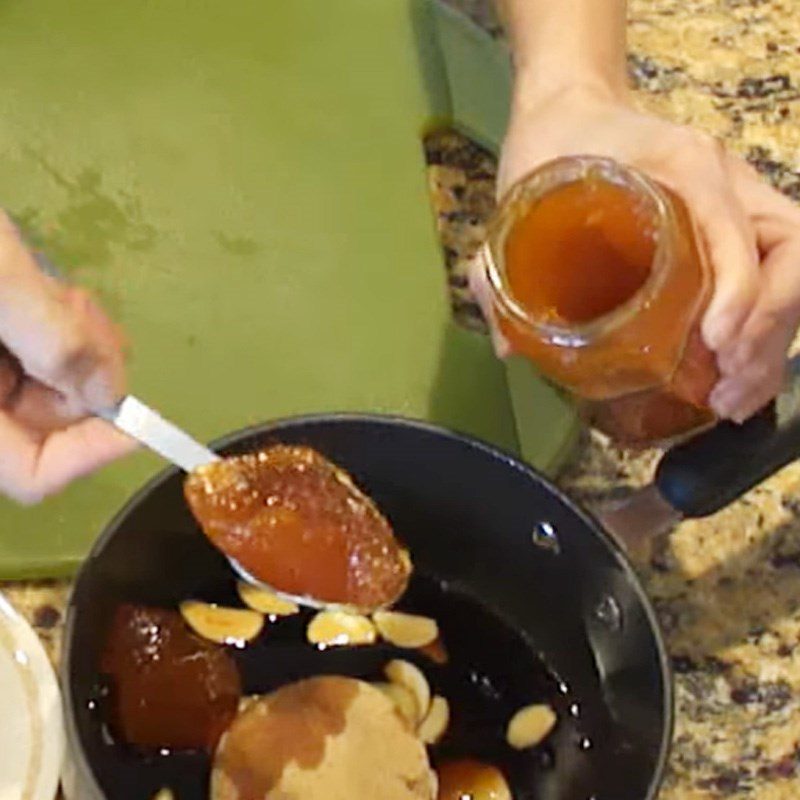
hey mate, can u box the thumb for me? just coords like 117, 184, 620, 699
0, 213, 125, 411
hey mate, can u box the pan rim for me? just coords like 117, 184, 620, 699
61, 411, 674, 800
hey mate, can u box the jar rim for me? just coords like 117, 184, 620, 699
484, 155, 674, 347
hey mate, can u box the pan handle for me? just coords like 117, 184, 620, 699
656, 362, 800, 517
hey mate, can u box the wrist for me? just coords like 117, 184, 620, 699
512, 64, 630, 113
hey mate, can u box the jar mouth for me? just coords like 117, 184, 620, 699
485, 156, 673, 347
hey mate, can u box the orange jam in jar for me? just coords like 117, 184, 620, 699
483, 156, 719, 447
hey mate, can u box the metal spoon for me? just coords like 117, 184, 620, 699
98, 395, 219, 473
100, 396, 330, 610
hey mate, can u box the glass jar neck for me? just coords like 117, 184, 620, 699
485, 156, 676, 347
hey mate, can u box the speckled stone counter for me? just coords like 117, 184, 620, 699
433, 2, 800, 798
6, 2, 800, 798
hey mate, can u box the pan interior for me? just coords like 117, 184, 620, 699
64, 415, 671, 800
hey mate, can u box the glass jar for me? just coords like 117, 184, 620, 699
482, 156, 719, 448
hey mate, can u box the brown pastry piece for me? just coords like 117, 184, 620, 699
211, 676, 436, 800
184, 445, 411, 610
100, 604, 241, 751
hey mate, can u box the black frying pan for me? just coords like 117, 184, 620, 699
67, 396, 800, 800
62, 414, 671, 800
63, 406, 800, 800
62, 400, 800, 800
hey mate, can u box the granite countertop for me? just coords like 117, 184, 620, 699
7, 2, 800, 798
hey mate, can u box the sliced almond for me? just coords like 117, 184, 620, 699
506, 703, 557, 749
417, 695, 449, 744
373, 681, 418, 727
373, 610, 438, 649
306, 610, 377, 647
236, 581, 299, 617
384, 659, 431, 723
179, 600, 263, 645
152, 789, 174, 800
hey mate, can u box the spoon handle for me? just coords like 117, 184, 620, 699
99, 395, 219, 472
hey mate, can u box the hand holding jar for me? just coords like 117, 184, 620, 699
474, 0, 800, 443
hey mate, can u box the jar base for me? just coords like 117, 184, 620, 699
583, 391, 717, 450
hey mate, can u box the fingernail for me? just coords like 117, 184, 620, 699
703, 318, 731, 352
730, 399, 761, 425
709, 382, 739, 419
712, 383, 770, 424
714, 339, 749, 376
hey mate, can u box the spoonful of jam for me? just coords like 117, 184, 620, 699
184, 444, 412, 612
101, 396, 411, 612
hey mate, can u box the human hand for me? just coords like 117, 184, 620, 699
471, 86, 800, 424
0, 212, 135, 503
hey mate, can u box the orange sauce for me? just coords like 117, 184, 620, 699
437, 759, 512, 800
184, 445, 411, 610
100, 605, 241, 751
495, 173, 718, 446
505, 179, 655, 325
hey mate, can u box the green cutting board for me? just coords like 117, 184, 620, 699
0, 0, 577, 578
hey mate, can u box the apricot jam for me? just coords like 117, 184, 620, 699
100, 605, 241, 751
436, 759, 512, 800
485, 156, 719, 447
184, 445, 411, 610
